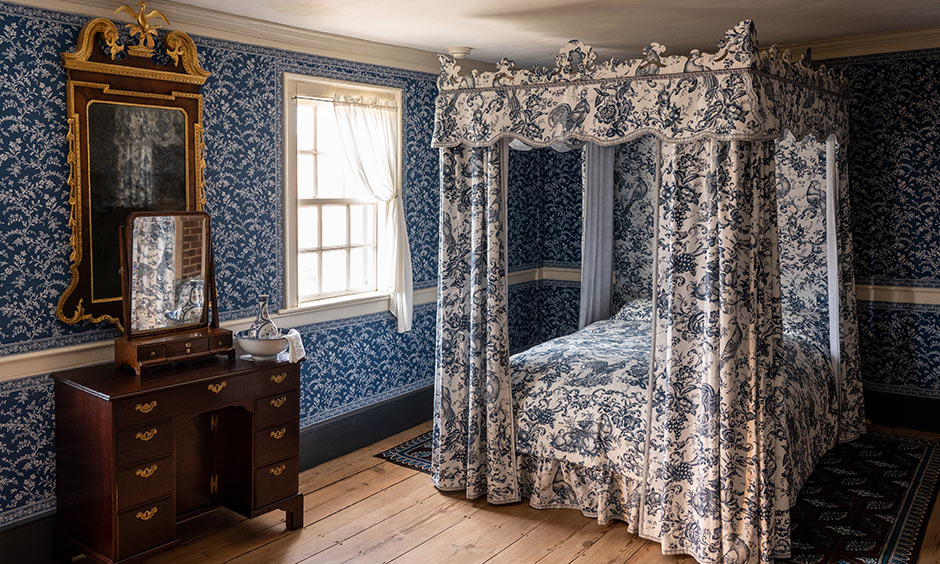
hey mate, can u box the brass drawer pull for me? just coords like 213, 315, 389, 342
208, 381, 227, 394
135, 428, 158, 442
150, 351, 157, 358
135, 401, 157, 414
136, 464, 157, 478
269, 464, 286, 476
136, 507, 158, 521
269, 396, 287, 408
217, 339, 225, 347
270, 372, 287, 384
270, 428, 286, 440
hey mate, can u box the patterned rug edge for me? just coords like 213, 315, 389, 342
871, 432, 940, 564
374, 431, 433, 473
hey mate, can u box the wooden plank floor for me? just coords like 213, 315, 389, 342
147, 422, 940, 564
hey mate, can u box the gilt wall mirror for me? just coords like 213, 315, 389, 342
56, 5, 210, 330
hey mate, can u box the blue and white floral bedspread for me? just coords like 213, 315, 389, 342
510, 318, 836, 503
510, 318, 651, 479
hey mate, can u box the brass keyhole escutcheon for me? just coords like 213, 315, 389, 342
208, 381, 227, 394
136, 507, 158, 521
135, 401, 157, 414
270, 396, 287, 408
135, 428, 158, 442
136, 464, 157, 478
270, 464, 286, 476
270, 428, 286, 440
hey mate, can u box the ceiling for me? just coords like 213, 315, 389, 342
175, 0, 940, 66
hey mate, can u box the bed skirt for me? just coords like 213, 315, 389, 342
517, 453, 643, 529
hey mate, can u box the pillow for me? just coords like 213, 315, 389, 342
612, 299, 652, 322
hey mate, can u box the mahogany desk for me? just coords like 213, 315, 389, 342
51, 356, 304, 563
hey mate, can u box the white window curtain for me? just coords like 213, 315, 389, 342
333, 95, 413, 332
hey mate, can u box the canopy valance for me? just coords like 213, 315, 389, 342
432, 21, 847, 148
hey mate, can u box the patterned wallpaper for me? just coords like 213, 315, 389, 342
507, 148, 583, 270
831, 48, 940, 399
0, 2, 577, 529
0, 1, 453, 528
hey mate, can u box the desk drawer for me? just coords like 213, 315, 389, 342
255, 421, 299, 468
254, 458, 298, 509
255, 391, 299, 429
116, 420, 173, 467
117, 455, 174, 511
116, 396, 168, 430
116, 496, 175, 560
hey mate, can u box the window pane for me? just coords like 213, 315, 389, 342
350, 204, 376, 245
298, 252, 319, 298
297, 104, 314, 151
298, 206, 319, 250
322, 250, 347, 293
297, 154, 315, 199
350, 246, 375, 291
321, 205, 347, 247
316, 105, 347, 197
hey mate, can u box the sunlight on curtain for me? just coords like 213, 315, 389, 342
333, 95, 413, 331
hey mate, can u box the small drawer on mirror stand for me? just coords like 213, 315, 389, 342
211, 334, 232, 350
166, 338, 208, 358
138, 344, 165, 363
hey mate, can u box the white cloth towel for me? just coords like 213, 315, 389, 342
283, 328, 306, 364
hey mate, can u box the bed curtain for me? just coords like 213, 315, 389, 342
644, 139, 788, 561
431, 141, 520, 503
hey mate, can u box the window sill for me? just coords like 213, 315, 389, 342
270, 292, 392, 327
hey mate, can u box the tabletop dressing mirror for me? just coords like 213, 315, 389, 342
130, 213, 208, 334
116, 211, 234, 375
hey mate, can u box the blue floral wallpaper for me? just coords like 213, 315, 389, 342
834, 49, 940, 289
831, 48, 940, 400
0, 1, 453, 529
858, 302, 940, 399
507, 148, 582, 270
0, 1, 576, 529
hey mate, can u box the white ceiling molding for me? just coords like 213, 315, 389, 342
780, 26, 940, 60
13, 0, 492, 74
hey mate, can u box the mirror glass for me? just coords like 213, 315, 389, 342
89, 102, 189, 303
130, 214, 207, 334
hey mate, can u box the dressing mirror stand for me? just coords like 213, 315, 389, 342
114, 211, 235, 375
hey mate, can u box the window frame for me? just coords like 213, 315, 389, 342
283, 73, 402, 311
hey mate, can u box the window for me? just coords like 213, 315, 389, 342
284, 75, 403, 311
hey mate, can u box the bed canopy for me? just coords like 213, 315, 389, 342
430, 20, 863, 564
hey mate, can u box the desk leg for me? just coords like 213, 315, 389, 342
281, 493, 304, 530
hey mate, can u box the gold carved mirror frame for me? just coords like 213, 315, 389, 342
57, 5, 210, 330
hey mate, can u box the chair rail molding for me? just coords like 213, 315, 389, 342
10, 0, 492, 74
0, 268, 580, 382
856, 285, 940, 305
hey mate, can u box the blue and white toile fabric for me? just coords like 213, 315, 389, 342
130, 216, 178, 332
432, 19, 863, 564
510, 314, 835, 542
431, 141, 520, 503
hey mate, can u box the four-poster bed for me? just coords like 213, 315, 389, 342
431, 21, 863, 564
